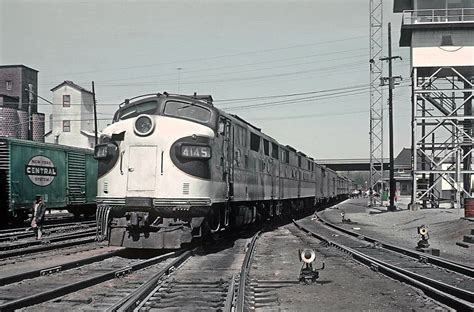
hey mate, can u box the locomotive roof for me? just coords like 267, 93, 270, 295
229, 114, 261, 132
162, 93, 214, 106
119, 93, 214, 108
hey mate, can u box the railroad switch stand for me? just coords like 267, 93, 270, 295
416, 225, 430, 250
298, 249, 324, 285
341, 212, 352, 224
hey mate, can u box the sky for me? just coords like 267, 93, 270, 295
0, 0, 412, 159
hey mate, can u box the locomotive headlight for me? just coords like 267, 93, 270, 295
134, 115, 155, 136
94, 143, 118, 159
94, 144, 109, 159
180, 144, 211, 159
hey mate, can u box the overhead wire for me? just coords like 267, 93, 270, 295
215, 84, 370, 104
97, 49, 369, 84
40, 35, 369, 78
96, 60, 367, 87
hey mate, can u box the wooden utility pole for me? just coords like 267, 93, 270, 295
92, 81, 98, 146
380, 22, 402, 211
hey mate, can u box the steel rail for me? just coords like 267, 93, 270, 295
235, 231, 260, 312
0, 249, 123, 286
107, 249, 193, 312
223, 274, 237, 312
317, 214, 474, 276
293, 220, 474, 311
0, 228, 96, 252
0, 222, 96, 242
0, 250, 181, 312
0, 236, 96, 260
0, 220, 96, 235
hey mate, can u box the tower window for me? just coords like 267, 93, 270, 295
63, 95, 71, 107
6, 80, 12, 90
63, 120, 71, 132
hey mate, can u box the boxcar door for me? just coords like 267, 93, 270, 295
67, 152, 86, 204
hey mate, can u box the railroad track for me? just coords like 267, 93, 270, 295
0, 228, 97, 260
293, 217, 474, 311
235, 231, 260, 312
0, 214, 95, 233
0, 221, 96, 242
108, 232, 261, 311
0, 249, 183, 311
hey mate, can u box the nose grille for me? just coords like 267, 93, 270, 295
183, 183, 190, 195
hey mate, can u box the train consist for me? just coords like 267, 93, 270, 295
95, 93, 351, 249
0, 138, 97, 224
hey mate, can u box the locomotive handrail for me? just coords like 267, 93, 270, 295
119, 150, 125, 175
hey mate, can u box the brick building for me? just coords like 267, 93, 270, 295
0, 65, 44, 141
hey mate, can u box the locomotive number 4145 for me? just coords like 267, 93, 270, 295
180, 145, 211, 159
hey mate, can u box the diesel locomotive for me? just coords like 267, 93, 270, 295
94, 93, 351, 249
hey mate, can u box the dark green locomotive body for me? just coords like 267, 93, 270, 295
0, 138, 97, 223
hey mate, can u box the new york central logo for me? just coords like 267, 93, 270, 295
25, 155, 57, 186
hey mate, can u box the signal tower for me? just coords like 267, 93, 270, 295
394, 0, 474, 209
369, 0, 384, 206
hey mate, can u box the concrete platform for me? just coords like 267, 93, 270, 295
318, 197, 474, 267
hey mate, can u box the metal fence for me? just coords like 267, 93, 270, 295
402, 8, 474, 25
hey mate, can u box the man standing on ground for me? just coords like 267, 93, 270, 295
31, 195, 46, 239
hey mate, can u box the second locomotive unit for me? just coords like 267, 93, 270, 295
95, 93, 350, 248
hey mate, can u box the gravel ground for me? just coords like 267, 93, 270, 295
319, 197, 473, 266
249, 224, 448, 311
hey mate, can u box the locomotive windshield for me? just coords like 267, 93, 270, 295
164, 100, 211, 123
114, 100, 158, 121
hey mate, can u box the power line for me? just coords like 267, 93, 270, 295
224, 83, 411, 112
227, 89, 370, 112
250, 107, 412, 121
93, 60, 409, 90
216, 84, 369, 104
97, 60, 368, 87
96, 49, 369, 84
41, 35, 368, 78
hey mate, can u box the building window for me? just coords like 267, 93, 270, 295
6, 80, 12, 91
63, 120, 71, 132
63, 95, 71, 107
